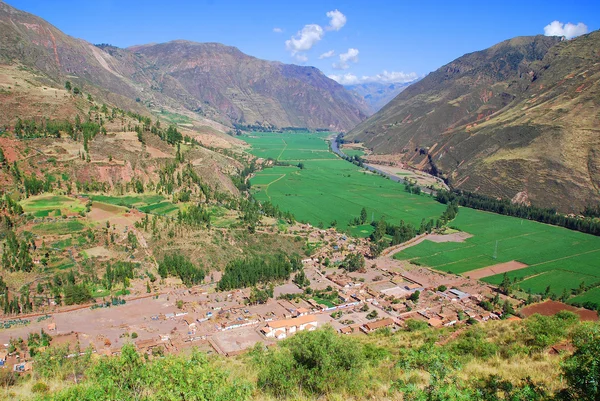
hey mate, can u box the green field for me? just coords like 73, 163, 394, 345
242, 131, 600, 303
32, 220, 87, 235
138, 201, 179, 215
21, 195, 85, 217
87, 194, 165, 208
394, 207, 600, 299
243, 132, 445, 232
341, 148, 365, 157
569, 287, 600, 306
87, 194, 177, 216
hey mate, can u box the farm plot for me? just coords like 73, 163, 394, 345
394, 207, 600, 300
86, 194, 177, 216
86, 194, 164, 208
31, 220, 87, 235
21, 195, 86, 217
244, 132, 445, 233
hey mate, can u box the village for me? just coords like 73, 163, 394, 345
0, 222, 577, 372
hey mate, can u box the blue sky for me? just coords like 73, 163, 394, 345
6, 0, 600, 84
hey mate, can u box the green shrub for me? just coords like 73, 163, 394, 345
32, 381, 49, 393
256, 327, 381, 398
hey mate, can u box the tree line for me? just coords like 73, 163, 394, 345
436, 189, 600, 236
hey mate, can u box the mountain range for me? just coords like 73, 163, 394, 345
0, 1, 369, 132
347, 32, 600, 213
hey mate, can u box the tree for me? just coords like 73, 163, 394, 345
297, 162, 305, 170
562, 323, 600, 400
341, 253, 365, 273
360, 207, 367, 224
65, 81, 72, 91
409, 290, 420, 302
499, 273, 511, 295
502, 300, 515, 316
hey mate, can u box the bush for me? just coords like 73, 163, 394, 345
131, 332, 138, 339
32, 381, 49, 393
405, 319, 429, 332
256, 327, 381, 398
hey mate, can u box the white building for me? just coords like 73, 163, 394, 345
260, 315, 318, 339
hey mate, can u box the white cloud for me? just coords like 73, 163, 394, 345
273, 27, 283, 33
333, 48, 359, 70
293, 53, 309, 63
328, 70, 419, 85
326, 9, 346, 31
544, 20, 588, 39
285, 24, 324, 54
319, 50, 335, 59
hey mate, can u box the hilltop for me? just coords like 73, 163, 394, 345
347, 32, 600, 213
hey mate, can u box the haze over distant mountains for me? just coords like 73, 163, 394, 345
0, 1, 369, 131
344, 81, 417, 113
347, 32, 600, 213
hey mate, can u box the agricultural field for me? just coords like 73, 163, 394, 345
21, 194, 86, 217
394, 207, 600, 300
242, 131, 445, 234
85, 194, 178, 216
30, 220, 87, 235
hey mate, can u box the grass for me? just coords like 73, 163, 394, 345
393, 207, 600, 300
32, 220, 87, 235
311, 296, 336, 308
242, 132, 445, 234
342, 149, 365, 157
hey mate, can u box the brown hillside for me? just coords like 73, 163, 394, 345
0, 2, 368, 131
347, 33, 600, 213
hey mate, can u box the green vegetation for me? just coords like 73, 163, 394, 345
243, 131, 445, 235
218, 253, 302, 291
394, 207, 600, 302
158, 254, 205, 287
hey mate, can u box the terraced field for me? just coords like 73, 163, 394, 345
394, 208, 600, 300
243, 132, 445, 233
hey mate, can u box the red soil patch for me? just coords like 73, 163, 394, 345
521, 300, 598, 321
0, 137, 21, 163
466, 260, 528, 280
